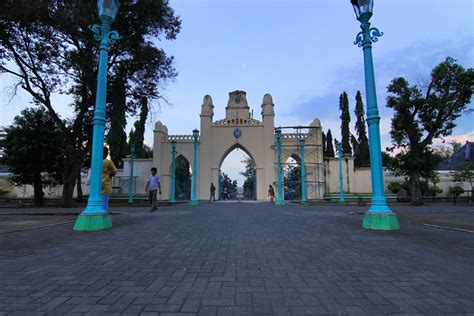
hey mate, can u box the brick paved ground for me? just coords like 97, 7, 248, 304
0, 202, 473, 315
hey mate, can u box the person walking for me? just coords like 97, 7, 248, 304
209, 182, 216, 202
145, 167, 161, 212
268, 185, 276, 203
101, 147, 118, 212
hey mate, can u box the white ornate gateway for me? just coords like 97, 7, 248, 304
152, 90, 325, 201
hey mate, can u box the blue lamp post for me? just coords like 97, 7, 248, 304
189, 129, 199, 206
74, 0, 120, 231
351, 0, 399, 230
335, 140, 345, 204
299, 137, 308, 205
170, 140, 177, 204
128, 144, 136, 205
275, 128, 284, 205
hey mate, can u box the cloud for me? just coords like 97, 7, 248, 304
433, 131, 474, 146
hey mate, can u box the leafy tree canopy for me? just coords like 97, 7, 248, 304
386, 57, 473, 205
0, 0, 181, 206
0, 108, 63, 206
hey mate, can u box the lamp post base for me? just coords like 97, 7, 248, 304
73, 214, 112, 231
275, 200, 285, 206
301, 200, 309, 205
189, 200, 199, 206
362, 212, 400, 231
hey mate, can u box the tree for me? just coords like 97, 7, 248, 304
339, 92, 352, 155
353, 91, 370, 167
386, 57, 474, 205
107, 75, 128, 168
452, 162, 474, 192
350, 135, 358, 162
240, 156, 256, 198
0, 108, 63, 206
451, 141, 462, 153
326, 129, 335, 158
221, 172, 237, 196
0, 0, 181, 206
129, 97, 152, 158
322, 131, 327, 157
175, 156, 191, 200
284, 157, 301, 200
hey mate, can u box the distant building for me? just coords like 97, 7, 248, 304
438, 141, 474, 170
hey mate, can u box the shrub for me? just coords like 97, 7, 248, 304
428, 186, 442, 196
449, 185, 464, 197
387, 182, 401, 194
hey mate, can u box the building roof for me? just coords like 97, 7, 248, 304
438, 141, 474, 170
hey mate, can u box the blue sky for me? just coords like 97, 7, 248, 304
1, 0, 473, 185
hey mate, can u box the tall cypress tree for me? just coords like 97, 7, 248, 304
129, 97, 152, 158
326, 129, 335, 158
339, 92, 352, 155
322, 131, 327, 157
354, 91, 370, 167
351, 135, 358, 162
107, 75, 128, 168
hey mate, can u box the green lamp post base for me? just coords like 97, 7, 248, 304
301, 200, 309, 205
275, 200, 285, 206
362, 212, 400, 231
73, 214, 112, 231
189, 200, 199, 206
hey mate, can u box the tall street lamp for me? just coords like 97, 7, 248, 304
189, 129, 199, 206
275, 128, 284, 205
170, 140, 177, 204
351, 0, 399, 230
128, 144, 136, 205
299, 136, 308, 205
335, 140, 345, 204
74, 0, 121, 231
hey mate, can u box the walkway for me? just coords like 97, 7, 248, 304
0, 203, 473, 315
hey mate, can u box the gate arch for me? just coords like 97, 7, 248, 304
152, 90, 324, 201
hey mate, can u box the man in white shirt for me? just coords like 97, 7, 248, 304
145, 167, 161, 212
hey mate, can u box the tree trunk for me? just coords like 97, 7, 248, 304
410, 170, 423, 206
33, 174, 44, 207
76, 164, 83, 202
61, 162, 78, 207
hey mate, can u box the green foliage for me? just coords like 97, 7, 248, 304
386, 57, 474, 205
452, 161, 474, 189
420, 181, 430, 196
449, 185, 464, 197
381, 151, 393, 167
0, 108, 63, 206
0, 0, 181, 206
427, 186, 442, 196
221, 172, 237, 195
107, 76, 128, 168
353, 91, 370, 167
129, 98, 151, 158
240, 156, 256, 198
175, 156, 191, 200
325, 129, 335, 158
322, 131, 327, 159
339, 92, 352, 155
387, 182, 401, 194
284, 157, 301, 200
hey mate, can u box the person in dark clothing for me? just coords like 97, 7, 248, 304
268, 185, 275, 203
210, 182, 216, 202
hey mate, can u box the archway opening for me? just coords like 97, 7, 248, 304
175, 155, 191, 200
220, 146, 256, 200
284, 154, 301, 200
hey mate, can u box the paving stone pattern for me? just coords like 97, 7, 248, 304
0, 203, 473, 315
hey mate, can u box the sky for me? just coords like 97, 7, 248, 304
1, 0, 473, 186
